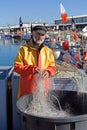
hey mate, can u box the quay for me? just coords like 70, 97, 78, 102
0, 66, 20, 130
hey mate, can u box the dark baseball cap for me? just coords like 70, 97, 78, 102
32, 25, 47, 34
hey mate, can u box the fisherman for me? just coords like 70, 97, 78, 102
14, 25, 56, 97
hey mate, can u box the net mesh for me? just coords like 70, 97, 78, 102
53, 61, 87, 92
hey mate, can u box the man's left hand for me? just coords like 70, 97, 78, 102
42, 71, 49, 79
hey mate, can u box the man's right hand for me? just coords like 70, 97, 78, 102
34, 67, 40, 74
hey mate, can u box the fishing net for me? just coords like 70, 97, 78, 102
52, 61, 87, 92
23, 61, 87, 117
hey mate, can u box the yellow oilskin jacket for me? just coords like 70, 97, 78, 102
14, 39, 56, 97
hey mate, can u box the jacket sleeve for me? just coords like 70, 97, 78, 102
46, 66, 56, 77
14, 46, 36, 76
14, 63, 36, 76
45, 48, 56, 77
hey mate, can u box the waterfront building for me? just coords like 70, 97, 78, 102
0, 22, 56, 35
55, 15, 87, 31
0, 15, 87, 35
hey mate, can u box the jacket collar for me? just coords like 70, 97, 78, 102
25, 38, 45, 52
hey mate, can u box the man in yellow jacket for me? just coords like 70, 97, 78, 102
14, 25, 56, 97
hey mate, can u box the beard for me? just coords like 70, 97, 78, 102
33, 36, 44, 45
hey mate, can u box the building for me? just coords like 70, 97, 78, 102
0, 22, 57, 35
55, 15, 87, 31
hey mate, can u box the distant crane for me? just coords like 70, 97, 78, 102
19, 16, 23, 37
12, 16, 23, 41
19, 16, 23, 27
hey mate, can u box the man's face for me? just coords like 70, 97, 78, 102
32, 31, 46, 46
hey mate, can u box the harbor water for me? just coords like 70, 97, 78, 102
0, 37, 26, 66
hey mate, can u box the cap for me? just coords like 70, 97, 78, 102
32, 25, 47, 34
62, 41, 69, 50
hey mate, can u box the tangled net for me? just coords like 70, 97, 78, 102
53, 61, 87, 92
24, 61, 87, 117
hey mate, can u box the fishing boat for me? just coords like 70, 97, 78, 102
12, 34, 22, 40
4, 32, 12, 40
5, 34, 12, 40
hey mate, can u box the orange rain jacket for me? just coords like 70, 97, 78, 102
14, 39, 56, 97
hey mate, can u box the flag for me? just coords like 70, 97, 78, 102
73, 30, 78, 40
60, 3, 69, 23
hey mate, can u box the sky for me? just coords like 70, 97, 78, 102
0, 0, 87, 26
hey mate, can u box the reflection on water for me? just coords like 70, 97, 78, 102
0, 38, 25, 66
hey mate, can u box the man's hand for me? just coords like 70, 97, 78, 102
41, 70, 50, 79
34, 67, 40, 74
34, 68, 49, 79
